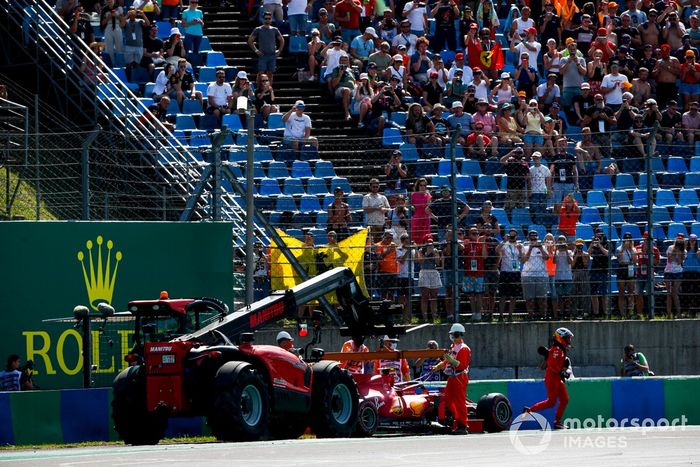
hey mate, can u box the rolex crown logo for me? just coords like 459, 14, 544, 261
76, 235, 123, 311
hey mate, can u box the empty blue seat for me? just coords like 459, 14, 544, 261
112, 68, 139, 92
382, 127, 402, 147
199, 36, 212, 52
259, 177, 282, 196
461, 159, 482, 176
592, 174, 614, 190
652, 206, 672, 224
620, 223, 642, 241
692, 222, 700, 237
587, 190, 607, 208
455, 174, 475, 191
347, 193, 363, 210
477, 174, 498, 191
391, 111, 407, 127
667, 222, 688, 239
580, 207, 602, 224
129, 67, 150, 84
511, 208, 532, 226
306, 177, 328, 195
181, 99, 203, 114
438, 159, 456, 176
661, 172, 682, 188
598, 223, 619, 242
276, 195, 297, 211
632, 189, 649, 208
284, 228, 304, 241
200, 114, 219, 131
399, 143, 419, 161
655, 189, 677, 207
431, 175, 449, 188
205, 51, 227, 67
299, 194, 322, 212
198, 66, 217, 83
667, 156, 687, 173
291, 160, 313, 179
222, 113, 243, 131
331, 176, 353, 193
246, 161, 265, 179
610, 189, 630, 208
175, 114, 197, 130
638, 173, 659, 188
673, 206, 695, 223
316, 210, 328, 227
615, 173, 636, 191
267, 112, 284, 129
283, 177, 305, 196
686, 172, 700, 188
308, 227, 327, 242
314, 160, 336, 178
690, 156, 700, 172
189, 130, 210, 147
267, 161, 288, 179
679, 188, 700, 206
576, 224, 595, 240
603, 206, 626, 225
491, 208, 508, 226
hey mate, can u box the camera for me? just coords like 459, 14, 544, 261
339, 64, 347, 71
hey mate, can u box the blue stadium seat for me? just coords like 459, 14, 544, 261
603, 207, 626, 226
331, 176, 353, 193
267, 112, 284, 129
175, 114, 197, 130
129, 67, 150, 84
609, 189, 630, 208
291, 160, 313, 179
276, 195, 298, 212
306, 177, 329, 195
314, 160, 336, 178
166, 97, 180, 115
198, 67, 217, 83
391, 112, 407, 127
652, 206, 672, 224
111, 68, 139, 92
491, 208, 508, 226
673, 206, 694, 223
267, 160, 288, 179
259, 178, 282, 196
189, 130, 210, 147
194, 82, 209, 97
638, 173, 658, 188
580, 207, 602, 224
268, 211, 282, 225
667, 222, 688, 239
155, 21, 171, 39
666, 156, 687, 173
316, 210, 328, 227
661, 172, 682, 188
181, 99, 203, 115
576, 224, 595, 240
144, 82, 156, 96
438, 159, 456, 176
199, 36, 212, 52
431, 175, 450, 188
632, 189, 649, 208
620, 223, 642, 241
289, 35, 308, 53
615, 173, 636, 191
690, 156, 700, 172
283, 177, 306, 196
477, 174, 498, 191
455, 174, 475, 191
592, 174, 614, 191
511, 208, 532, 226
253, 144, 274, 162
382, 127, 403, 147
222, 113, 243, 131
205, 51, 227, 67
461, 159, 482, 176
597, 223, 619, 242
172, 130, 188, 146
347, 193, 363, 210
586, 190, 607, 208
686, 172, 700, 188
246, 161, 265, 179
399, 143, 419, 161
655, 189, 677, 207
199, 114, 218, 131
692, 222, 700, 237
138, 97, 154, 109
679, 188, 700, 206
299, 194, 322, 212
415, 160, 436, 178
308, 227, 327, 242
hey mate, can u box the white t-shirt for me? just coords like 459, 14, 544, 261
513, 41, 542, 66
448, 65, 474, 85
403, 2, 426, 32
529, 164, 551, 194
513, 17, 535, 36
287, 0, 308, 16
522, 245, 548, 277
207, 82, 232, 108
665, 246, 684, 273
324, 48, 348, 77
284, 112, 312, 139
536, 83, 561, 103
153, 70, 169, 95
396, 246, 414, 278
499, 241, 522, 272
362, 193, 390, 226
554, 250, 573, 281
473, 80, 489, 101
601, 73, 628, 105
263, 0, 282, 5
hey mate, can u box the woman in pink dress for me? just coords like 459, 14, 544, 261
411, 178, 432, 244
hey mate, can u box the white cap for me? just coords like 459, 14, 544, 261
393, 54, 403, 61
529, 98, 538, 105
294, 99, 305, 108
451, 101, 463, 109
364, 26, 378, 38
500, 72, 511, 79
170, 27, 181, 36
276, 331, 293, 342
383, 335, 399, 342
237, 70, 248, 80
360, 73, 368, 80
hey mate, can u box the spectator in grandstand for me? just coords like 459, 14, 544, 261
406, 102, 437, 148
252, 242, 271, 301
282, 100, 318, 150
388, 202, 409, 242
369, 42, 392, 72
319, 231, 350, 270
660, 99, 685, 144
336, 0, 363, 44
375, 231, 399, 301
559, 39, 588, 108
547, 102, 567, 134
287, 0, 309, 37
363, 178, 391, 241
70, 4, 95, 45
663, 10, 686, 50
586, 93, 617, 156
330, 55, 357, 121
402, 0, 427, 37
481, 223, 500, 321
510, 27, 542, 68
550, 136, 579, 213
409, 37, 433, 87
384, 149, 408, 194
448, 53, 473, 85
683, 234, 700, 316
254, 73, 278, 120
490, 73, 517, 106
81, 42, 107, 86
475, 200, 500, 234
586, 49, 607, 96
206, 69, 232, 123
249, 12, 284, 84
614, 46, 639, 80
552, 235, 573, 319
539, 2, 561, 45
683, 100, 700, 144
665, 233, 686, 318
427, 56, 449, 89
461, 226, 486, 322
132, 0, 160, 22
571, 237, 591, 318
497, 228, 523, 322
557, 194, 579, 246
615, 233, 638, 318
350, 27, 379, 69
600, 62, 629, 110
652, 44, 680, 109
529, 152, 551, 226
575, 127, 603, 177
172, 58, 203, 109
588, 229, 610, 318
430, 0, 459, 52
514, 53, 538, 98
411, 178, 432, 244
620, 344, 651, 377
142, 24, 165, 71
307, 29, 325, 81
180, 0, 204, 55
164, 28, 188, 67
396, 233, 415, 321
589, 27, 616, 64
427, 187, 470, 241
315, 8, 336, 44
392, 20, 418, 56
465, 120, 499, 158
422, 71, 444, 112
635, 232, 660, 315
522, 99, 545, 159
510, 5, 534, 39
327, 186, 351, 239
378, 9, 399, 43
385, 53, 409, 89
460, 5, 477, 36
522, 230, 549, 320
354, 73, 374, 124
159, 0, 180, 25
543, 39, 562, 77
541, 117, 559, 158
471, 68, 491, 102
613, 91, 638, 144
636, 49, 657, 95
536, 73, 561, 112
232, 70, 253, 102
431, 104, 451, 147
571, 82, 594, 126
475, 0, 500, 38
321, 37, 347, 81
100, 0, 123, 66
441, 226, 464, 317
262, 0, 284, 23
497, 103, 523, 147
152, 63, 174, 100
501, 148, 531, 213
417, 236, 443, 321
473, 98, 498, 134
629, 113, 656, 159
298, 232, 317, 316
542, 233, 558, 318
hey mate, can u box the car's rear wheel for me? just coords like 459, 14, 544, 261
476, 393, 513, 432
354, 400, 378, 437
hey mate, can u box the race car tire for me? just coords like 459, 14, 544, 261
112, 366, 167, 445
208, 366, 270, 441
476, 393, 513, 432
311, 361, 359, 438
354, 400, 379, 437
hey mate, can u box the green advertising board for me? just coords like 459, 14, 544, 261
0, 222, 234, 390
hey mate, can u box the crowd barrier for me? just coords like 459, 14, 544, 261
1, 376, 698, 446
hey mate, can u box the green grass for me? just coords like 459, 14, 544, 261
0, 436, 218, 450
0, 169, 57, 220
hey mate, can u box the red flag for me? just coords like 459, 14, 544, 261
467, 40, 504, 71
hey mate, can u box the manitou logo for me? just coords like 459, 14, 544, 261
150, 346, 173, 352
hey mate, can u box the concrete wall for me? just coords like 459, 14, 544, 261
258, 320, 700, 377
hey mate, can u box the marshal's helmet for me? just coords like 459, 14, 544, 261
553, 327, 573, 347
449, 323, 465, 338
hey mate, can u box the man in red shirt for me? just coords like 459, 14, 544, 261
431, 323, 471, 434
525, 327, 573, 430
635, 232, 660, 316
335, 0, 362, 44
588, 28, 616, 63
463, 226, 487, 321
680, 50, 700, 110
465, 121, 498, 159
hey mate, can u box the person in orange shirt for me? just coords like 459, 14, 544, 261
375, 230, 399, 301
557, 194, 580, 246
431, 323, 471, 434
374, 335, 410, 382
339, 335, 369, 374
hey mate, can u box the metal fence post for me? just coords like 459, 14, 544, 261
81, 128, 100, 220
646, 123, 659, 320
450, 124, 461, 322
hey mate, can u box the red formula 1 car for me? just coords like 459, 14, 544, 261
323, 350, 513, 436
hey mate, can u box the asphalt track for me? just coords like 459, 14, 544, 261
1, 427, 699, 466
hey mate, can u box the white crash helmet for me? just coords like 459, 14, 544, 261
449, 323, 465, 337
276, 331, 293, 343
